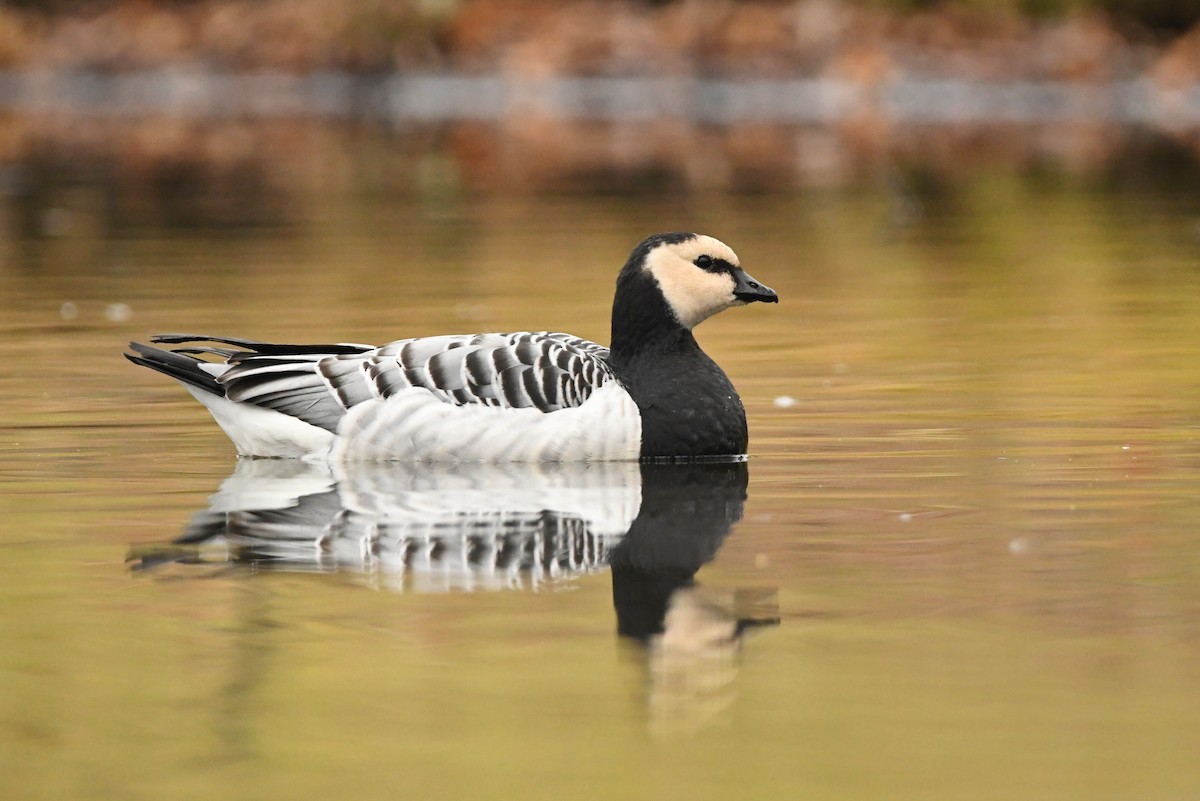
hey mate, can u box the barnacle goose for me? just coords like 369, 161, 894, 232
125, 232, 778, 461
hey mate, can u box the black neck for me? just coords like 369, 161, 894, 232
608, 268, 694, 367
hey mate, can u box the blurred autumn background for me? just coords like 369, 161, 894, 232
5, 11, 1200, 798
1, 0, 1199, 232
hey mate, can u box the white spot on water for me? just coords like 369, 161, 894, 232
754, 553, 769, 569
1008, 537, 1030, 555
898, 512, 913, 523
104, 303, 133, 322
59, 301, 78, 321
773, 395, 796, 409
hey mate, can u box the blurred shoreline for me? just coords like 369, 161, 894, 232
6, 72, 1199, 125
3, 1, 1200, 83
2, 0, 1200, 224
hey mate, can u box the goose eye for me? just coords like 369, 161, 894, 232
694, 255, 714, 269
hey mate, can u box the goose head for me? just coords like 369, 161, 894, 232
619, 232, 778, 332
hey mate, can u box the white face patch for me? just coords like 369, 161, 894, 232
643, 235, 744, 329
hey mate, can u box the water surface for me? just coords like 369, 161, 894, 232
2, 170, 1199, 800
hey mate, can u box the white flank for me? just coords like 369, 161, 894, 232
184, 386, 335, 458
330, 381, 642, 462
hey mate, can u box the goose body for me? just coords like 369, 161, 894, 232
126, 232, 777, 462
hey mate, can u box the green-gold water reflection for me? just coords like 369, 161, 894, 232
1, 161, 1199, 801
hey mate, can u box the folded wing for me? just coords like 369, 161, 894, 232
134, 332, 615, 433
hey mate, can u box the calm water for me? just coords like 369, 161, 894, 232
2, 168, 1200, 800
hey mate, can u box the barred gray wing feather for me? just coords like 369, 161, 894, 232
368, 332, 611, 411
220, 353, 349, 432
208, 331, 613, 432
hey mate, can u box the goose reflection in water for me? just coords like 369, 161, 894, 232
610, 462, 780, 735
131, 459, 778, 730
136, 459, 641, 592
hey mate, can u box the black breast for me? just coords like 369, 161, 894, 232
613, 343, 749, 459
606, 260, 751, 459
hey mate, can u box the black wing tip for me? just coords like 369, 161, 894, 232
149, 333, 373, 357
123, 350, 149, 370
150, 333, 217, 344
125, 340, 225, 397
